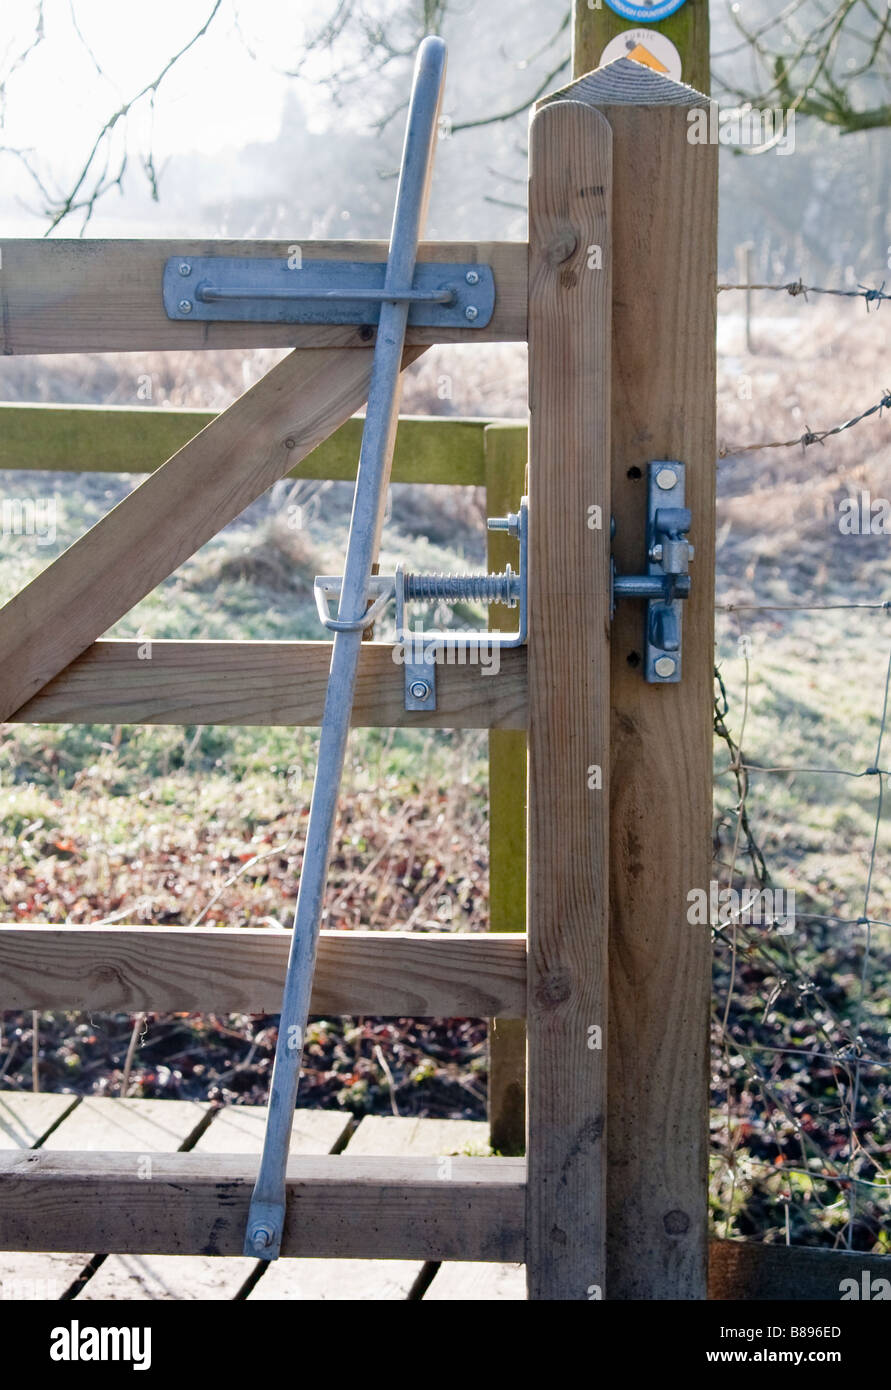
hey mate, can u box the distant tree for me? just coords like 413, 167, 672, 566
2, 0, 888, 234
713, 0, 891, 135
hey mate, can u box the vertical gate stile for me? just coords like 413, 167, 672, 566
486, 422, 529, 1158
526, 99, 612, 1301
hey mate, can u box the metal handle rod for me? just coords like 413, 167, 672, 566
197, 284, 455, 305
244, 34, 447, 1261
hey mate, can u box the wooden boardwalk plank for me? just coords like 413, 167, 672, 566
13, 640, 527, 731
0, 1093, 78, 1150
0, 927, 527, 1017
0, 240, 526, 354
77, 1109, 351, 1301
0, 342, 423, 723
40, 1096, 208, 1152
249, 1115, 488, 1300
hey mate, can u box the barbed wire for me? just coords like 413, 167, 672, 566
717, 279, 889, 310
719, 390, 891, 457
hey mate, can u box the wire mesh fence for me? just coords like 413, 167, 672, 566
712, 277, 891, 1252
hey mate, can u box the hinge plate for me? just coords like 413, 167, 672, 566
163, 257, 495, 328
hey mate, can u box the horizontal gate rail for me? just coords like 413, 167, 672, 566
0, 239, 527, 354
11, 639, 527, 729
0, 926, 527, 1016
0, 407, 495, 485
0, 1150, 526, 1261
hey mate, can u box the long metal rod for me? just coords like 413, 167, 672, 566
197, 285, 454, 305
244, 35, 447, 1261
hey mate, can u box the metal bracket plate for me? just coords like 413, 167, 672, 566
163, 257, 495, 328
645, 461, 688, 683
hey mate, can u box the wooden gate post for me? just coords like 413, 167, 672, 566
545, 25, 718, 1296
526, 99, 612, 1300
486, 423, 528, 1157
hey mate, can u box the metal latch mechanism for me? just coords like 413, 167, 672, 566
164, 257, 495, 329
611, 462, 693, 683
314, 498, 528, 709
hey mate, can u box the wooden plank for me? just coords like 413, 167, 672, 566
424, 1260, 525, 1300
40, 1097, 207, 1151
77, 1108, 351, 1301
197, 1105, 351, 1155
0, 406, 490, 486
0, 1151, 526, 1261
484, 423, 528, 1157
557, 59, 717, 1300
0, 239, 526, 353
250, 1114, 488, 1300
0, 926, 527, 1017
525, 100, 612, 1301
0, 343, 424, 723
709, 1239, 891, 1301
0, 1093, 78, 1150
12, 639, 527, 730
573, 0, 711, 98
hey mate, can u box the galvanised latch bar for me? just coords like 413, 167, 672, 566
611, 461, 693, 682
244, 34, 448, 1262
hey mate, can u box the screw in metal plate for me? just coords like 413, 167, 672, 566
178, 262, 192, 276
465, 269, 480, 285
178, 299, 193, 314
464, 305, 478, 321
409, 679, 432, 701
654, 656, 677, 678
655, 467, 677, 491
249, 1224, 273, 1250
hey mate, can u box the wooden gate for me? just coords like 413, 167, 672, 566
0, 58, 721, 1300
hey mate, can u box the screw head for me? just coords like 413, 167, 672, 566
465, 270, 480, 285
654, 656, 677, 678
409, 679, 431, 701
655, 467, 677, 491
464, 304, 479, 321
249, 1224, 274, 1250
649, 543, 664, 563
178, 299, 193, 314
178, 262, 192, 277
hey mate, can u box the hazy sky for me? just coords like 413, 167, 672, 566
0, 1, 338, 231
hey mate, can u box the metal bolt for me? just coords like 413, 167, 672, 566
487, 512, 520, 537
465, 270, 480, 285
178, 262, 191, 277
249, 1224, 274, 1250
649, 543, 664, 563
409, 679, 432, 701
654, 656, 677, 678
464, 305, 478, 321
178, 299, 193, 314
655, 467, 677, 491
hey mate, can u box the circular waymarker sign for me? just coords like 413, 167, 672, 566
604, 0, 688, 21
600, 27, 683, 82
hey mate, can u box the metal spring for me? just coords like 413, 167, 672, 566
403, 569, 519, 605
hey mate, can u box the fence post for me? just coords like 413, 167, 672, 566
573, 0, 711, 96
485, 422, 528, 1157
545, 34, 718, 1294
526, 98, 612, 1300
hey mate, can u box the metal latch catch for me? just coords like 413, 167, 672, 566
611, 462, 693, 683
